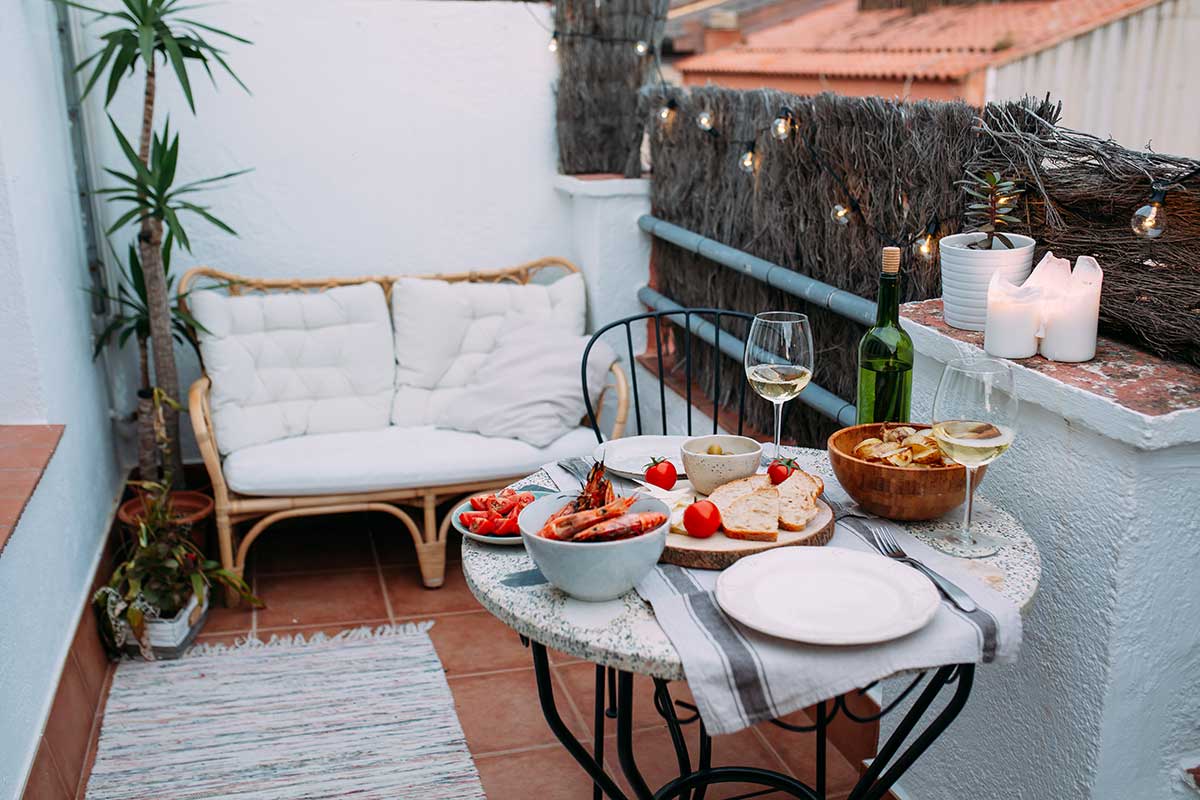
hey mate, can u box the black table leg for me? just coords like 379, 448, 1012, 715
528, 640, 973, 800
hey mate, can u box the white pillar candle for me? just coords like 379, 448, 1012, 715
1039, 256, 1103, 362
984, 271, 1041, 358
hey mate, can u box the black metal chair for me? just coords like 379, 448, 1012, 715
582, 308, 755, 443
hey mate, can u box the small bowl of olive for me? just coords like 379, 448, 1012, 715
679, 435, 763, 495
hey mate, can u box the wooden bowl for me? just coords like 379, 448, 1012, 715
826, 423, 986, 521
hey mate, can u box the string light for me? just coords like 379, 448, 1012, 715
771, 107, 795, 142
548, 34, 559, 52
1131, 187, 1168, 239
656, 99, 678, 125
696, 110, 714, 132
739, 143, 757, 174
912, 220, 939, 261
634, 40, 649, 55
831, 204, 851, 226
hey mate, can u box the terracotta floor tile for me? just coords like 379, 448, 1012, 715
474, 744, 607, 800
251, 517, 377, 575
449, 668, 585, 755
42, 658, 92, 796
607, 725, 793, 799
192, 631, 254, 648
0, 424, 63, 447
0, 496, 29, 525
201, 601, 255, 635
70, 609, 112, 706
755, 710, 860, 795
21, 737, 71, 800
0, 445, 55, 469
368, 509, 464, 565
428, 611, 532, 677
384, 562, 483, 618
554, 661, 694, 736
255, 570, 388, 629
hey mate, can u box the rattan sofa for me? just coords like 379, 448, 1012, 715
179, 258, 628, 603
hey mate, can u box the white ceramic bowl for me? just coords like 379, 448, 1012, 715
679, 435, 763, 495
518, 493, 669, 602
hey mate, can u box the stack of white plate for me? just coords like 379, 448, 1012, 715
939, 232, 1035, 331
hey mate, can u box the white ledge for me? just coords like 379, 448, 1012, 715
554, 174, 651, 199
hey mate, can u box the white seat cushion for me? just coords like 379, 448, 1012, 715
222, 425, 597, 497
190, 283, 395, 455
390, 273, 586, 426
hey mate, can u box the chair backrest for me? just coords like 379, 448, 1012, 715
582, 308, 755, 442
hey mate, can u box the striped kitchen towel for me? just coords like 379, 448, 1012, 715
633, 492, 1022, 736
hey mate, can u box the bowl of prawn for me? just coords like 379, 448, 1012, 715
518, 492, 670, 602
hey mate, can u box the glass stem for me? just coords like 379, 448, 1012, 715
959, 466, 976, 543
773, 401, 784, 460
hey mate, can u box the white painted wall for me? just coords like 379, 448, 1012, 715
889, 321, 1200, 800
989, 0, 1200, 158
72, 0, 572, 455
0, 2, 124, 797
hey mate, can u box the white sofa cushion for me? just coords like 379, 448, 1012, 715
222, 425, 597, 496
439, 325, 616, 447
390, 273, 586, 426
190, 283, 395, 455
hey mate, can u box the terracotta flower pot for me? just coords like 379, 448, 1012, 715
118, 490, 214, 549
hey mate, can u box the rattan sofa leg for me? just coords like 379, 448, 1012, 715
214, 510, 243, 608
416, 493, 446, 588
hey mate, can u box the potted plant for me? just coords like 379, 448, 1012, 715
95, 481, 260, 660
939, 171, 1036, 331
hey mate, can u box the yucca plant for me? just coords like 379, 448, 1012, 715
89, 239, 204, 391
60, 0, 249, 482
958, 171, 1025, 250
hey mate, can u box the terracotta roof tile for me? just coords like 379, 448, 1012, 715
678, 0, 1164, 80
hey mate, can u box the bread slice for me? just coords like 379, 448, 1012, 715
778, 469, 824, 531
707, 474, 771, 515
722, 486, 780, 542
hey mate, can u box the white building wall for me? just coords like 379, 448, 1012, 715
893, 322, 1200, 800
0, 1, 124, 797
988, 0, 1200, 158
71, 0, 572, 456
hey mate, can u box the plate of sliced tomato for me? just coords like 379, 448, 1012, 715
453, 487, 555, 546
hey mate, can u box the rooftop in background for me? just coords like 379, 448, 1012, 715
676, 0, 1165, 99
664, 0, 834, 55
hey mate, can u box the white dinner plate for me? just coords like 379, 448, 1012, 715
715, 547, 940, 645
594, 435, 689, 480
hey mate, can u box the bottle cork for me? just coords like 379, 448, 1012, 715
881, 246, 901, 274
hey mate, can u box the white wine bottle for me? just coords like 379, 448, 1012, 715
856, 246, 913, 424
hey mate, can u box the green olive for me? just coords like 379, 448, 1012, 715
706, 444, 724, 455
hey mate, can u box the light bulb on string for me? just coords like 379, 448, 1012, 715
1131, 187, 1167, 239
548, 34, 559, 53
634, 40, 649, 55
771, 106, 794, 141
739, 143, 757, 174
830, 204, 851, 226
696, 110, 714, 132
912, 221, 939, 262
657, 99, 677, 125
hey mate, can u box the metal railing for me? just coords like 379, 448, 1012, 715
638, 215, 871, 424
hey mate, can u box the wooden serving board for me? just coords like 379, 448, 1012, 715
658, 498, 835, 570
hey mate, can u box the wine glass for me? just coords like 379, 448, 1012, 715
931, 356, 1019, 558
744, 312, 814, 461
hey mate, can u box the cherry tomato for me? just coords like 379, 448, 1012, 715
767, 457, 800, 485
644, 457, 678, 490
683, 501, 721, 538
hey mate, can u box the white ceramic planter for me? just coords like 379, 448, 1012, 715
120, 592, 210, 659
939, 232, 1036, 331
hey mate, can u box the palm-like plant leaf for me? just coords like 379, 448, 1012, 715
56, 0, 250, 111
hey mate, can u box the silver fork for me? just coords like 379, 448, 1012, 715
556, 458, 593, 487
862, 518, 978, 613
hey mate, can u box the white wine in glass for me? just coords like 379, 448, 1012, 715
931, 357, 1019, 558
744, 313, 814, 460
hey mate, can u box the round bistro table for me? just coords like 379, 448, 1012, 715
462, 447, 1040, 800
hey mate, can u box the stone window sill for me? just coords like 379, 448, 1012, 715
0, 425, 64, 554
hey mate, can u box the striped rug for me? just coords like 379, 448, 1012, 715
86, 623, 485, 800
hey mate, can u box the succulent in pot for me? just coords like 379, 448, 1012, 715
940, 171, 1036, 331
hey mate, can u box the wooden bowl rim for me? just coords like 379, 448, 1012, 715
827, 423, 964, 474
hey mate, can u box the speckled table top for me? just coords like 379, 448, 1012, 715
462, 447, 1041, 681
902, 298, 1200, 417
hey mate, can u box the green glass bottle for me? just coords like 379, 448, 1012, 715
856, 246, 913, 424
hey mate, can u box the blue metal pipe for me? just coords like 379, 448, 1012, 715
637, 287, 858, 426
637, 215, 877, 327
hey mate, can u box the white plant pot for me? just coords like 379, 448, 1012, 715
939, 232, 1035, 331
120, 592, 209, 659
